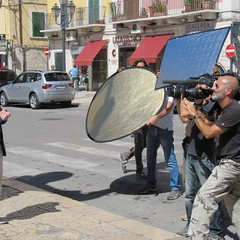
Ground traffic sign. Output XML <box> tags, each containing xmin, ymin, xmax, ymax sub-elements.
<box><xmin>225</xmin><ymin>44</ymin><xmax>235</xmax><ymax>58</ymax></box>
<box><xmin>44</xmin><ymin>47</ymin><xmax>50</xmax><ymax>57</ymax></box>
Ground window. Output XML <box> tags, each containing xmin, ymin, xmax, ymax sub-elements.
<box><xmin>89</xmin><ymin>0</ymin><xmax>99</xmax><ymax>24</ymax></box>
<box><xmin>124</xmin><ymin>0</ymin><xmax>139</xmax><ymax>19</ymax></box>
<box><xmin>26</xmin><ymin>73</ymin><xmax>35</xmax><ymax>82</ymax></box>
<box><xmin>45</xmin><ymin>73</ymin><xmax>70</xmax><ymax>82</ymax></box>
<box><xmin>32</xmin><ymin>12</ymin><xmax>45</xmax><ymax>37</ymax></box>
<box><xmin>14</xmin><ymin>74</ymin><xmax>25</xmax><ymax>83</ymax></box>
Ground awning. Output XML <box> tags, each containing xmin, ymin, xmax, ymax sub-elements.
<box><xmin>129</xmin><ymin>35</ymin><xmax>172</xmax><ymax>65</ymax></box>
<box><xmin>74</xmin><ymin>40</ymin><xmax>107</xmax><ymax>66</ymax></box>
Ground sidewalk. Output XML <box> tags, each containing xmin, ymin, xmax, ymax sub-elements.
<box><xmin>0</xmin><ymin>91</ymin><xmax>184</xmax><ymax>240</ymax></box>
<box><xmin>72</xmin><ymin>90</ymin><xmax>96</xmax><ymax>106</ymax></box>
<box><xmin>0</xmin><ymin>178</ymin><xmax>184</xmax><ymax>240</ymax></box>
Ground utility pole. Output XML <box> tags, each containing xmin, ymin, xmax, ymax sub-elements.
<box><xmin>19</xmin><ymin>0</ymin><xmax>26</xmax><ymax>71</ymax></box>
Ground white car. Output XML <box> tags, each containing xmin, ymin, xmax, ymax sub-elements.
<box><xmin>0</xmin><ymin>70</ymin><xmax>75</xmax><ymax>109</ymax></box>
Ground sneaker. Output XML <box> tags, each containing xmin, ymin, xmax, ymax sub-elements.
<box><xmin>203</xmin><ymin>233</ymin><xmax>225</xmax><ymax>240</ymax></box>
<box><xmin>181</xmin><ymin>214</ymin><xmax>188</xmax><ymax>221</ymax></box>
<box><xmin>136</xmin><ymin>169</ymin><xmax>147</xmax><ymax>178</ymax></box>
<box><xmin>120</xmin><ymin>152</ymin><xmax>128</xmax><ymax>173</ymax></box>
<box><xmin>138</xmin><ymin>185</ymin><xmax>157</xmax><ymax>194</ymax></box>
<box><xmin>177</xmin><ymin>225</ymin><xmax>189</xmax><ymax>237</ymax></box>
<box><xmin>0</xmin><ymin>217</ymin><xmax>8</xmax><ymax>224</ymax></box>
<box><xmin>167</xmin><ymin>190</ymin><xmax>183</xmax><ymax>200</ymax></box>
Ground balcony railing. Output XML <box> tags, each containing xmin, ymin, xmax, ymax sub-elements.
<box><xmin>46</xmin><ymin>5</ymin><xmax>107</xmax><ymax>30</ymax></box>
<box><xmin>109</xmin><ymin>0</ymin><xmax>218</xmax><ymax>22</ymax></box>
<box><xmin>45</xmin><ymin>0</ymin><xmax>219</xmax><ymax>30</ymax></box>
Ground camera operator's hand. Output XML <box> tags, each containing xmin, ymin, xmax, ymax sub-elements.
<box><xmin>182</xmin><ymin>98</ymin><xmax>197</xmax><ymax>118</ymax></box>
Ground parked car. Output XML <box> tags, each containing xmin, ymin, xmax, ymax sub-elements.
<box><xmin>0</xmin><ymin>68</ymin><xmax>17</xmax><ymax>87</ymax></box>
<box><xmin>0</xmin><ymin>70</ymin><xmax>75</xmax><ymax>109</ymax></box>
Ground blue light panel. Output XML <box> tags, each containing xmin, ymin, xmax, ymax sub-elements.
<box><xmin>156</xmin><ymin>27</ymin><xmax>230</xmax><ymax>89</ymax></box>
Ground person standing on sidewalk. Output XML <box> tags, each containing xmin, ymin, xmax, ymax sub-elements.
<box><xmin>0</xmin><ymin>106</ymin><xmax>11</xmax><ymax>224</ymax></box>
<box><xmin>69</xmin><ymin>64</ymin><xmax>79</xmax><ymax>84</ymax></box>
<box><xmin>138</xmin><ymin>95</ymin><xmax>182</xmax><ymax>200</ymax></box>
<box><xmin>183</xmin><ymin>75</ymin><xmax>240</xmax><ymax>239</ymax></box>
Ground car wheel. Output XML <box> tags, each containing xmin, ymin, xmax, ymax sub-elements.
<box><xmin>61</xmin><ymin>101</ymin><xmax>72</xmax><ymax>108</ymax></box>
<box><xmin>29</xmin><ymin>93</ymin><xmax>41</xmax><ymax>109</ymax></box>
<box><xmin>0</xmin><ymin>92</ymin><xmax>9</xmax><ymax>106</ymax></box>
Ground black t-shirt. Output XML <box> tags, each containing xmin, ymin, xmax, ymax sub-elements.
<box><xmin>188</xmin><ymin>101</ymin><xmax>220</xmax><ymax>161</ymax></box>
<box><xmin>215</xmin><ymin>100</ymin><xmax>240</xmax><ymax>163</ymax></box>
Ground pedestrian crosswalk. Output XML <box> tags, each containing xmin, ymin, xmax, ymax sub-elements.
<box><xmin>7</xmin><ymin>138</ymin><xmax>183</xmax><ymax>172</ymax></box>
<box><xmin>7</xmin><ymin>146</ymin><xmax>98</xmax><ymax>169</ymax></box>
<box><xmin>46</xmin><ymin>142</ymin><xmax>121</xmax><ymax>158</ymax></box>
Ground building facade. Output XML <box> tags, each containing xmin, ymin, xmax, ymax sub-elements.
<box><xmin>0</xmin><ymin>0</ymin><xmax>48</xmax><ymax>74</ymax></box>
<box><xmin>1</xmin><ymin>0</ymin><xmax>240</xmax><ymax>90</ymax></box>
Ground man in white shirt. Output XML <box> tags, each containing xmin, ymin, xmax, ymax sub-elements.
<box><xmin>138</xmin><ymin>96</ymin><xmax>182</xmax><ymax>200</ymax></box>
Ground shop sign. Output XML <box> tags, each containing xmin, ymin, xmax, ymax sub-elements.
<box><xmin>185</xmin><ymin>21</ymin><xmax>214</xmax><ymax>34</ymax></box>
<box><xmin>112</xmin><ymin>49</ymin><xmax>116</xmax><ymax>57</ymax></box>
<box><xmin>112</xmin><ymin>34</ymin><xmax>141</xmax><ymax>46</ymax></box>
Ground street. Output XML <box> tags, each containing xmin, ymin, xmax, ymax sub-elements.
<box><xmin>2</xmin><ymin>103</ymin><xmax>237</xmax><ymax>239</ymax></box>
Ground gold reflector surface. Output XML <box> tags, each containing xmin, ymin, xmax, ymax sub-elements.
<box><xmin>86</xmin><ymin>67</ymin><xmax>166</xmax><ymax>142</ymax></box>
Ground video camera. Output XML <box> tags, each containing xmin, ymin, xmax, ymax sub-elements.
<box><xmin>166</xmin><ymin>74</ymin><xmax>215</xmax><ymax>100</ymax></box>
<box><xmin>165</xmin><ymin>71</ymin><xmax>240</xmax><ymax>100</ymax></box>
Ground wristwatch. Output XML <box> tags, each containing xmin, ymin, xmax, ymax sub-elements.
<box><xmin>193</xmin><ymin>113</ymin><xmax>200</xmax><ymax>119</ymax></box>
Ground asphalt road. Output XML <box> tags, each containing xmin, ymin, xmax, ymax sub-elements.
<box><xmin>2</xmin><ymin>103</ymin><xmax>238</xmax><ymax>239</ymax></box>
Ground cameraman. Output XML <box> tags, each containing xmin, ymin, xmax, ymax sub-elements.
<box><xmin>183</xmin><ymin>75</ymin><xmax>240</xmax><ymax>239</ymax></box>
<box><xmin>176</xmin><ymin>83</ymin><xmax>222</xmax><ymax>239</ymax></box>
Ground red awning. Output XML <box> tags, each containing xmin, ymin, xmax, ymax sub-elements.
<box><xmin>129</xmin><ymin>35</ymin><xmax>172</xmax><ymax>65</ymax></box>
<box><xmin>74</xmin><ymin>40</ymin><xmax>107</xmax><ymax>66</ymax></box>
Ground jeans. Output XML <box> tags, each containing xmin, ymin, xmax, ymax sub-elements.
<box><xmin>185</xmin><ymin>154</ymin><xmax>222</xmax><ymax>234</ymax></box>
<box><xmin>188</xmin><ymin>159</ymin><xmax>240</xmax><ymax>239</ymax></box>
<box><xmin>123</xmin><ymin>126</ymin><xmax>147</xmax><ymax>173</ymax></box>
<box><xmin>146</xmin><ymin>125</ymin><xmax>180</xmax><ymax>190</ymax></box>
<box><xmin>134</xmin><ymin>126</ymin><xmax>147</xmax><ymax>173</ymax></box>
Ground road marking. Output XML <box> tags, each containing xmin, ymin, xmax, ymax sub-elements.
<box><xmin>8</xmin><ymin>146</ymin><xmax>98</xmax><ymax>169</ymax></box>
<box><xmin>45</xmin><ymin>142</ymin><xmax>121</xmax><ymax>158</ymax></box>
<box><xmin>46</xmin><ymin>141</ymin><xmax>183</xmax><ymax>157</ymax></box>
<box><xmin>83</xmin><ymin>138</ymin><xmax>133</xmax><ymax>147</ymax></box>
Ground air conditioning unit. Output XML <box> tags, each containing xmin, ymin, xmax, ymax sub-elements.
<box><xmin>131</xmin><ymin>23</ymin><xmax>144</xmax><ymax>34</ymax></box>
<box><xmin>66</xmin><ymin>31</ymin><xmax>77</xmax><ymax>41</ymax></box>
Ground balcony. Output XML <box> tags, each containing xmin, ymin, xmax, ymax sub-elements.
<box><xmin>109</xmin><ymin>0</ymin><xmax>218</xmax><ymax>20</ymax></box>
<box><xmin>45</xmin><ymin>0</ymin><xmax>219</xmax><ymax>31</ymax></box>
<box><xmin>46</xmin><ymin>5</ymin><xmax>107</xmax><ymax>31</ymax></box>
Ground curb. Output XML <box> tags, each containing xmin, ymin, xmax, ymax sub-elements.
<box><xmin>0</xmin><ymin>177</ymin><xmax>184</xmax><ymax>240</ymax></box>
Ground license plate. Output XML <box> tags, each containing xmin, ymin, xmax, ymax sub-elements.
<box><xmin>56</xmin><ymin>85</ymin><xmax>66</xmax><ymax>89</ymax></box>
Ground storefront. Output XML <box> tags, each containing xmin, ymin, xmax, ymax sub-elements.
<box><xmin>110</xmin><ymin>32</ymin><xmax>173</xmax><ymax>75</ymax></box>
<box><xmin>74</xmin><ymin>40</ymin><xmax>108</xmax><ymax>91</ymax></box>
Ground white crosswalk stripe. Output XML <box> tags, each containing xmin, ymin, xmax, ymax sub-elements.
<box><xmin>8</xmin><ymin>146</ymin><xmax>98</xmax><ymax>169</ymax></box>
<box><xmin>83</xmin><ymin>138</ymin><xmax>133</xmax><ymax>147</ymax></box>
<box><xmin>7</xmin><ymin>139</ymin><xmax>183</xmax><ymax>173</ymax></box>
<box><xmin>45</xmin><ymin>142</ymin><xmax>122</xmax><ymax>158</ymax></box>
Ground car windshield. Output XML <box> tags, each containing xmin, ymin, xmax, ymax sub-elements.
<box><xmin>44</xmin><ymin>72</ymin><xmax>70</xmax><ymax>82</ymax></box>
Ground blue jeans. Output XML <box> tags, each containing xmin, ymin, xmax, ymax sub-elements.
<box><xmin>146</xmin><ymin>125</ymin><xmax>180</xmax><ymax>190</ymax></box>
<box><xmin>185</xmin><ymin>154</ymin><xmax>222</xmax><ymax>234</ymax></box>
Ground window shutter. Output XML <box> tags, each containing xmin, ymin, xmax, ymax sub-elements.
<box><xmin>32</xmin><ymin>12</ymin><xmax>45</xmax><ymax>37</ymax></box>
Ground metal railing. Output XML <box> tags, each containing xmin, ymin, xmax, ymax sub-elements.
<box><xmin>45</xmin><ymin>0</ymin><xmax>218</xmax><ymax>29</ymax></box>
<box><xmin>46</xmin><ymin>5</ymin><xmax>107</xmax><ymax>30</ymax></box>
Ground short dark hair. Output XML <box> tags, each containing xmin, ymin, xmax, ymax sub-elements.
<box><xmin>132</xmin><ymin>58</ymin><xmax>149</xmax><ymax>68</ymax></box>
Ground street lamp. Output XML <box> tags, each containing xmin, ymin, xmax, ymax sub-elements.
<box><xmin>51</xmin><ymin>0</ymin><xmax>75</xmax><ymax>71</ymax></box>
